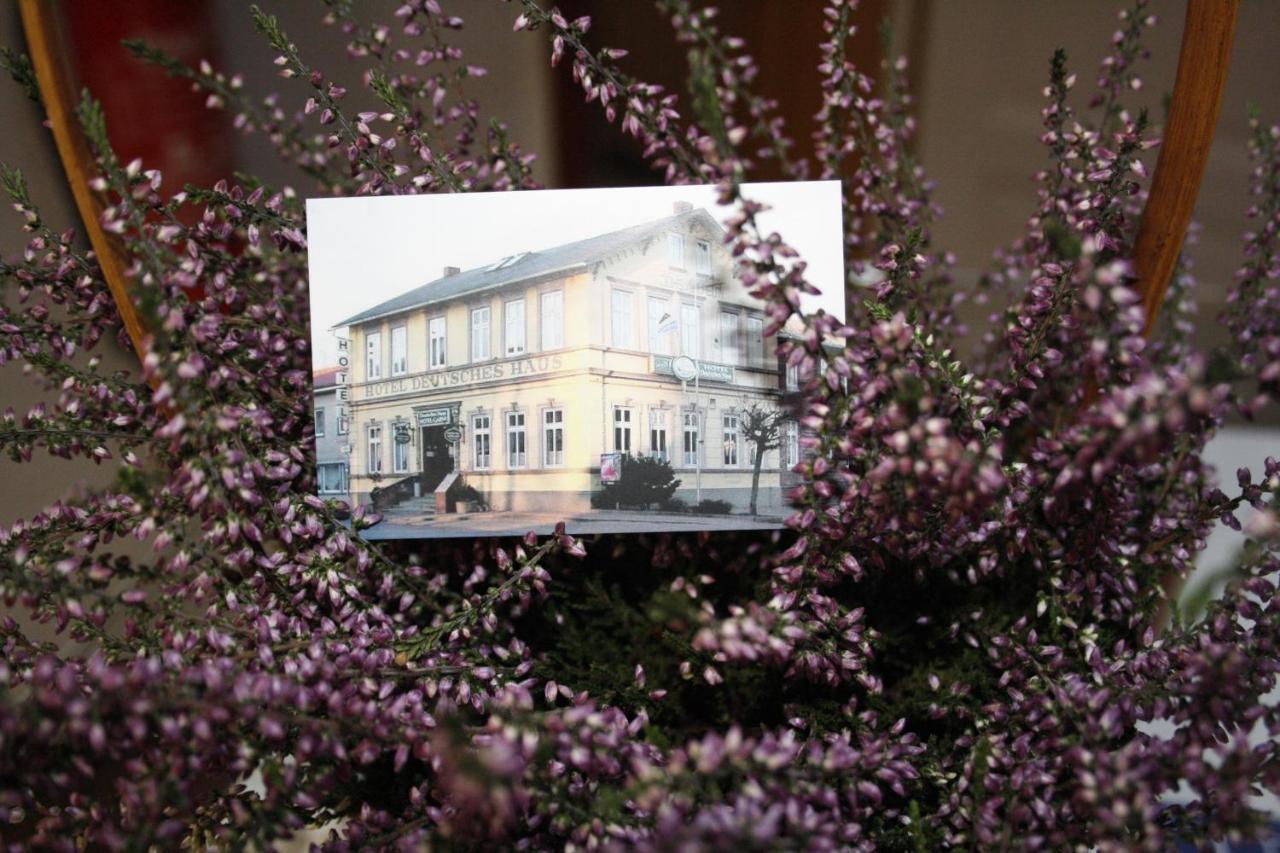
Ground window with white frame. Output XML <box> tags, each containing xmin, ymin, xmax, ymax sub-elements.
<box><xmin>540</xmin><ymin>290</ymin><xmax>563</xmax><ymax>350</ymax></box>
<box><xmin>317</xmin><ymin>462</ymin><xmax>347</xmax><ymax>493</ymax></box>
<box><xmin>667</xmin><ymin>232</ymin><xmax>685</xmax><ymax>268</ymax></box>
<box><xmin>695</xmin><ymin>239</ymin><xmax>711</xmax><ymax>275</ymax></box>
<box><xmin>366</xmin><ymin>331</ymin><xmax>382</xmax><ymax>380</ymax></box>
<box><xmin>428</xmin><ymin>315</ymin><xmax>447</xmax><ymax>369</ymax></box>
<box><xmin>393</xmin><ymin>429</ymin><xmax>410</xmax><ymax>472</ymax></box>
<box><xmin>367</xmin><ymin>423</ymin><xmax>383</xmax><ymax>474</ymax></box>
<box><xmin>681</xmin><ymin>302</ymin><xmax>700</xmax><ymax>358</ymax></box>
<box><xmin>472</xmin><ymin>414</ymin><xmax>491</xmax><ymax>469</ymax></box>
<box><xmin>390</xmin><ymin>325</ymin><xmax>408</xmax><ymax>376</ymax></box>
<box><xmin>719</xmin><ymin>311</ymin><xmax>739</xmax><ymax>365</ymax></box>
<box><xmin>505</xmin><ymin>298</ymin><xmax>526</xmax><ymax>356</ymax></box>
<box><xmin>471</xmin><ymin>305</ymin><xmax>491</xmax><ymax>361</ymax></box>
<box><xmin>745</xmin><ymin>315</ymin><xmax>764</xmax><ymax>366</ymax></box>
<box><xmin>682</xmin><ymin>412</ymin><xmax>699</xmax><ymax>466</ymax></box>
<box><xmin>613</xmin><ymin>406</ymin><xmax>632</xmax><ymax>453</ymax></box>
<box><xmin>649</xmin><ymin>409</ymin><xmax>668</xmax><ymax>461</ymax></box>
<box><xmin>648</xmin><ymin>296</ymin><xmax>672</xmax><ymax>355</ymax></box>
<box><xmin>611</xmin><ymin>289</ymin><xmax>633</xmax><ymax>348</ymax></box>
<box><xmin>785</xmin><ymin>360</ymin><xmax>800</xmax><ymax>391</ymax></box>
<box><xmin>314</xmin><ymin>408</ymin><xmax>325</xmax><ymax>437</ymax></box>
<box><xmin>543</xmin><ymin>408</ymin><xmax>564</xmax><ymax>466</ymax></box>
<box><xmin>722</xmin><ymin>412</ymin><xmax>739</xmax><ymax>466</ymax></box>
<box><xmin>784</xmin><ymin>420</ymin><xmax>799</xmax><ymax>468</ymax></box>
<box><xmin>506</xmin><ymin>411</ymin><xmax>526</xmax><ymax>468</ymax></box>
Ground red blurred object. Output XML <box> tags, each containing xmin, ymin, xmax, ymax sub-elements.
<box><xmin>61</xmin><ymin>0</ymin><xmax>233</xmax><ymax>195</ymax></box>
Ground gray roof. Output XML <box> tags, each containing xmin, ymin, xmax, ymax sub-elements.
<box><xmin>334</xmin><ymin>208</ymin><xmax>725</xmax><ymax>328</ymax></box>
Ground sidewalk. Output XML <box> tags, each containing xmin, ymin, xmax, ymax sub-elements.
<box><xmin>359</xmin><ymin>508</ymin><xmax>786</xmax><ymax>540</ymax></box>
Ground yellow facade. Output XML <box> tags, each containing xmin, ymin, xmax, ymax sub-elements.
<box><xmin>336</xmin><ymin>208</ymin><xmax>796</xmax><ymax>515</ymax></box>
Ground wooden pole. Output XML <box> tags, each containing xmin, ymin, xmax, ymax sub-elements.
<box><xmin>18</xmin><ymin>0</ymin><xmax>151</xmax><ymax>363</ymax></box>
<box><xmin>1134</xmin><ymin>0</ymin><xmax>1239</xmax><ymax>337</ymax></box>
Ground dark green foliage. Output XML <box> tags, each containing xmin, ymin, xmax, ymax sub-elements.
<box><xmin>593</xmin><ymin>454</ymin><xmax>681</xmax><ymax>509</ymax></box>
<box><xmin>694</xmin><ymin>498</ymin><xmax>732</xmax><ymax>515</ymax></box>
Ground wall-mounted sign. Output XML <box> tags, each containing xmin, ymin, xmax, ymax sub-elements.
<box><xmin>652</xmin><ymin>355</ymin><xmax>734</xmax><ymax>384</ymax></box>
<box><xmin>415</xmin><ymin>406</ymin><xmax>453</xmax><ymax>427</ymax></box>
<box><xmin>361</xmin><ymin>354</ymin><xmax>565</xmax><ymax>400</ymax></box>
<box><xmin>443</xmin><ymin>425</ymin><xmax>463</xmax><ymax>443</ymax></box>
<box><xmin>394</xmin><ymin>423</ymin><xmax>412</xmax><ymax>444</ymax></box>
<box><xmin>600</xmin><ymin>452</ymin><xmax>622</xmax><ymax>483</ymax></box>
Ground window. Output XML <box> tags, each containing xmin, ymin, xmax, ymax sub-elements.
<box><xmin>649</xmin><ymin>409</ymin><xmax>668</xmax><ymax>461</ymax></box>
<box><xmin>543</xmin><ymin>408</ymin><xmax>564</xmax><ymax>466</ymax></box>
<box><xmin>682</xmin><ymin>412</ymin><xmax>699</xmax><ymax>466</ymax></box>
<box><xmin>611</xmin><ymin>290</ymin><xmax>633</xmax><ymax>348</ymax></box>
<box><xmin>722</xmin><ymin>412</ymin><xmax>739</xmax><ymax>466</ymax></box>
<box><xmin>428</xmin><ymin>316</ymin><xmax>447</xmax><ymax>369</ymax></box>
<box><xmin>648</xmin><ymin>296</ymin><xmax>672</xmax><ymax>355</ymax></box>
<box><xmin>695</xmin><ymin>239</ymin><xmax>711</xmax><ymax>275</ymax></box>
<box><xmin>613</xmin><ymin>407</ymin><xmax>632</xmax><ymax>453</ymax></box>
<box><xmin>505</xmin><ymin>299</ymin><xmax>526</xmax><ymax>356</ymax></box>
<box><xmin>471</xmin><ymin>306</ymin><xmax>491</xmax><ymax>361</ymax></box>
<box><xmin>314</xmin><ymin>408</ymin><xmax>325</xmax><ymax>437</ymax></box>
<box><xmin>667</xmin><ymin>232</ymin><xmax>685</xmax><ymax>268</ymax></box>
<box><xmin>540</xmin><ymin>290</ymin><xmax>564</xmax><ymax>350</ymax></box>
<box><xmin>366</xmin><ymin>331</ymin><xmax>382</xmax><ymax>380</ymax></box>
<box><xmin>472</xmin><ymin>414</ymin><xmax>491</xmax><ymax>469</ymax></box>
<box><xmin>681</xmin><ymin>302</ymin><xmax>700</xmax><ymax>358</ymax></box>
<box><xmin>784</xmin><ymin>421</ymin><xmax>799</xmax><ymax>468</ymax></box>
<box><xmin>785</xmin><ymin>360</ymin><xmax>800</xmax><ymax>391</ymax></box>
<box><xmin>390</xmin><ymin>325</ymin><xmax>408</xmax><ymax>376</ymax></box>
<box><xmin>745</xmin><ymin>316</ymin><xmax>764</xmax><ymax>366</ymax></box>
<box><xmin>317</xmin><ymin>463</ymin><xmax>347</xmax><ymax>493</ymax></box>
<box><xmin>719</xmin><ymin>311</ymin><xmax>739</xmax><ymax>364</ymax></box>
<box><xmin>506</xmin><ymin>411</ymin><xmax>526</xmax><ymax>468</ymax></box>
<box><xmin>367</xmin><ymin>423</ymin><xmax>383</xmax><ymax>474</ymax></box>
<box><xmin>393</xmin><ymin>428</ymin><xmax>410</xmax><ymax>473</ymax></box>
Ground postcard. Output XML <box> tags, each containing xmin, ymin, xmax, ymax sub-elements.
<box><xmin>306</xmin><ymin>182</ymin><xmax>844</xmax><ymax>539</ymax></box>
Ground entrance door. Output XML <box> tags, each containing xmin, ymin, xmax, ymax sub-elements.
<box><xmin>420</xmin><ymin>426</ymin><xmax>454</xmax><ymax>490</ymax></box>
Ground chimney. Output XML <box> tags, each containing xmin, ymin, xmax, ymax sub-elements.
<box><xmin>443</xmin><ymin>265</ymin><xmax>460</xmax><ymax>277</ymax></box>
<box><xmin>673</xmin><ymin>201</ymin><xmax>693</xmax><ymax>215</ymax></box>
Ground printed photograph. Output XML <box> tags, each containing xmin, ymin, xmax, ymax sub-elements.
<box><xmin>307</xmin><ymin>182</ymin><xmax>844</xmax><ymax>538</ymax></box>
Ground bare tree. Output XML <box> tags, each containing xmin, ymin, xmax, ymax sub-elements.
<box><xmin>739</xmin><ymin>403</ymin><xmax>783</xmax><ymax>516</ymax></box>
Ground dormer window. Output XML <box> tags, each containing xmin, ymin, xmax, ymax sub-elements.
<box><xmin>485</xmin><ymin>251</ymin><xmax>530</xmax><ymax>272</ymax></box>
<box><xmin>667</xmin><ymin>232</ymin><xmax>685</xmax><ymax>268</ymax></box>
<box><xmin>695</xmin><ymin>239</ymin><xmax>711</xmax><ymax>275</ymax></box>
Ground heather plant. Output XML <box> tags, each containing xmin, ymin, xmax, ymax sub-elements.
<box><xmin>0</xmin><ymin>1</ymin><xmax>1278</xmax><ymax>850</ymax></box>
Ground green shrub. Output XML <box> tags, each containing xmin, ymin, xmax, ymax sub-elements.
<box><xmin>595</xmin><ymin>454</ymin><xmax>681</xmax><ymax>509</ymax></box>
<box><xmin>695</xmin><ymin>498</ymin><xmax>733</xmax><ymax>515</ymax></box>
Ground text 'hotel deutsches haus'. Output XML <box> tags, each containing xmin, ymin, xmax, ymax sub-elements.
<box><xmin>329</xmin><ymin>202</ymin><xmax>804</xmax><ymax>513</ymax></box>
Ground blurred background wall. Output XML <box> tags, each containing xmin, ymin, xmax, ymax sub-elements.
<box><xmin>1</xmin><ymin>0</ymin><xmax>1277</xmax><ymax>528</ymax></box>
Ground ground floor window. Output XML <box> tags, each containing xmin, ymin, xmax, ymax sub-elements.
<box><xmin>683</xmin><ymin>412</ymin><xmax>699</xmax><ymax>466</ymax></box>
<box><xmin>649</xmin><ymin>409</ymin><xmax>668</xmax><ymax>461</ymax></box>
<box><xmin>722</xmin><ymin>412</ymin><xmax>739</xmax><ymax>466</ymax></box>
<box><xmin>543</xmin><ymin>408</ymin><xmax>564</xmax><ymax>466</ymax></box>
<box><xmin>393</xmin><ymin>430</ymin><xmax>410</xmax><ymax>473</ymax></box>
<box><xmin>472</xmin><ymin>414</ymin><xmax>491</xmax><ymax>469</ymax></box>
<box><xmin>784</xmin><ymin>420</ymin><xmax>799</xmax><ymax>468</ymax></box>
<box><xmin>317</xmin><ymin>462</ymin><xmax>347</xmax><ymax>493</ymax></box>
<box><xmin>613</xmin><ymin>406</ymin><xmax>632</xmax><ymax>453</ymax></box>
<box><xmin>367</xmin><ymin>424</ymin><xmax>383</xmax><ymax>474</ymax></box>
<box><xmin>507</xmin><ymin>411</ymin><xmax>527</xmax><ymax>468</ymax></box>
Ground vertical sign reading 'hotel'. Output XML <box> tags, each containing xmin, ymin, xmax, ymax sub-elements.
<box><xmin>335</xmin><ymin>335</ymin><xmax>351</xmax><ymax>457</ymax></box>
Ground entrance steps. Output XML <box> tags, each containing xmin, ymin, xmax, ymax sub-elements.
<box><xmin>389</xmin><ymin>496</ymin><xmax>437</xmax><ymax>517</ymax></box>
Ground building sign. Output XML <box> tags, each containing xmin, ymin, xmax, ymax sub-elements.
<box><xmin>652</xmin><ymin>355</ymin><xmax>734</xmax><ymax>384</ymax></box>
<box><xmin>443</xmin><ymin>425</ymin><xmax>463</xmax><ymax>443</ymax></box>
<box><xmin>362</xmin><ymin>354</ymin><xmax>565</xmax><ymax>399</ymax></box>
<box><xmin>600</xmin><ymin>452</ymin><xmax>622</xmax><ymax>483</ymax></box>
<box><xmin>335</xmin><ymin>334</ymin><xmax>351</xmax><ymax>428</ymax></box>
<box><xmin>394</xmin><ymin>423</ymin><xmax>412</xmax><ymax>444</ymax></box>
<box><xmin>415</xmin><ymin>406</ymin><xmax>454</xmax><ymax>427</ymax></box>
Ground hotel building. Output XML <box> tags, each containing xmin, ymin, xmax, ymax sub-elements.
<box><xmin>330</xmin><ymin>202</ymin><xmax>803</xmax><ymax>515</ymax></box>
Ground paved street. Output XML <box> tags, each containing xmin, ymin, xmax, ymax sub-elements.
<box><xmin>358</xmin><ymin>508</ymin><xmax>786</xmax><ymax>540</ymax></box>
